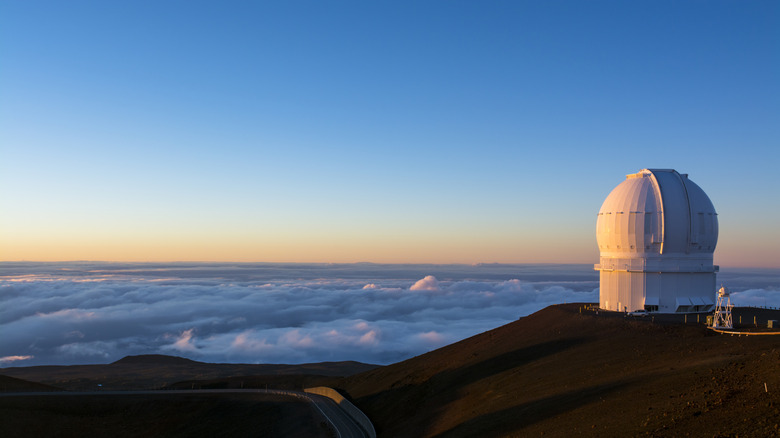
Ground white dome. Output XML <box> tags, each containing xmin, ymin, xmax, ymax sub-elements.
<box><xmin>596</xmin><ymin>169</ymin><xmax>718</xmax><ymax>258</ymax></box>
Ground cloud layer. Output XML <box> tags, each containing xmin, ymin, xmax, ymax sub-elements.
<box><xmin>1</xmin><ymin>263</ymin><xmax>777</xmax><ymax>366</ymax></box>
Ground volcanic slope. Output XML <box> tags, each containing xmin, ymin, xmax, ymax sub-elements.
<box><xmin>341</xmin><ymin>304</ymin><xmax>780</xmax><ymax>437</ymax></box>
<box><xmin>2</xmin><ymin>356</ymin><xmax>377</xmax><ymax>391</ymax></box>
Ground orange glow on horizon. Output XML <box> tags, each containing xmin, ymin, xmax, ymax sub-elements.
<box><xmin>1</xmin><ymin>230</ymin><xmax>600</xmax><ymax>265</ymax></box>
<box><xmin>2</xmin><ymin>225</ymin><xmax>776</xmax><ymax>268</ymax></box>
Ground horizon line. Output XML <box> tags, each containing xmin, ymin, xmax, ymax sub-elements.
<box><xmin>0</xmin><ymin>260</ymin><xmax>777</xmax><ymax>269</ymax></box>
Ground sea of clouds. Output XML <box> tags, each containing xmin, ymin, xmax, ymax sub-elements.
<box><xmin>1</xmin><ymin>262</ymin><xmax>778</xmax><ymax>367</ymax></box>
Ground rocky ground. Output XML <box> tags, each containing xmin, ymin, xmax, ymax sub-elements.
<box><xmin>2</xmin><ymin>305</ymin><xmax>779</xmax><ymax>437</ymax></box>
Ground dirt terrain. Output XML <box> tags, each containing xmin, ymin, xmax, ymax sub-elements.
<box><xmin>3</xmin><ymin>305</ymin><xmax>779</xmax><ymax>437</ymax></box>
<box><xmin>340</xmin><ymin>304</ymin><xmax>780</xmax><ymax>437</ymax></box>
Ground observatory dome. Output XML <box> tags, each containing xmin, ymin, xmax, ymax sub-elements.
<box><xmin>595</xmin><ymin>169</ymin><xmax>719</xmax><ymax>313</ymax></box>
<box><xmin>596</xmin><ymin>169</ymin><xmax>718</xmax><ymax>257</ymax></box>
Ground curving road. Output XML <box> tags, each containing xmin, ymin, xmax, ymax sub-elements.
<box><xmin>0</xmin><ymin>389</ymin><xmax>368</xmax><ymax>438</ymax></box>
<box><xmin>304</xmin><ymin>392</ymin><xmax>366</xmax><ymax>438</ymax></box>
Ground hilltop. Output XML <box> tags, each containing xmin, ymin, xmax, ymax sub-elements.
<box><xmin>111</xmin><ymin>354</ymin><xmax>204</xmax><ymax>365</ymax></box>
<box><xmin>340</xmin><ymin>304</ymin><xmax>780</xmax><ymax>437</ymax></box>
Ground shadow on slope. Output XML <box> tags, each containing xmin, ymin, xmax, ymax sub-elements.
<box><xmin>434</xmin><ymin>378</ymin><xmax>631</xmax><ymax>438</ymax></box>
<box><xmin>432</xmin><ymin>337</ymin><xmax>586</xmax><ymax>390</ymax></box>
<box><xmin>342</xmin><ymin>303</ymin><xmax>780</xmax><ymax>438</ymax></box>
<box><xmin>353</xmin><ymin>337</ymin><xmax>586</xmax><ymax>437</ymax></box>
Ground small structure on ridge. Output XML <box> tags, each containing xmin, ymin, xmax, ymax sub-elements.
<box><xmin>712</xmin><ymin>286</ymin><xmax>734</xmax><ymax>329</ymax></box>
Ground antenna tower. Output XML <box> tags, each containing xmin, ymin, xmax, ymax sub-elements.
<box><xmin>712</xmin><ymin>285</ymin><xmax>733</xmax><ymax>329</ymax></box>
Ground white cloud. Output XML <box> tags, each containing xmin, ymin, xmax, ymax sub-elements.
<box><xmin>410</xmin><ymin>275</ymin><xmax>440</xmax><ymax>291</ymax></box>
<box><xmin>279</xmin><ymin>329</ymin><xmax>315</xmax><ymax>348</ymax></box>
<box><xmin>729</xmin><ymin>288</ymin><xmax>780</xmax><ymax>308</ymax></box>
<box><xmin>231</xmin><ymin>331</ymin><xmax>273</xmax><ymax>353</ymax></box>
<box><xmin>416</xmin><ymin>331</ymin><xmax>445</xmax><ymax>345</ymax></box>
<box><xmin>358</xmin><ymin>330</ymin><xmax>380</xmax><ymax>346</ymax></box>
<box><xmin>0</xmin><ymin>355</ymin><xmax>34</xmax><ymax>364</ymax></box>
<box><xmin>353</xmin><ymin>321</ymin><xmax>371</xmax><ymax>331</ymax></box>
<box><xmin>36</xmin><ymin>309</ymin><xmax>98</xmax><ymax>321</ymax></box>
<box><xmin>1</xmin><ymin>263</ymin><xmax>776</xmax><ymax>367</ymax></box>
<box><xmin>170</xmin><ymin>329</ymin><xmax>197</xmax><ymax>352</ymax></box>
<box><xmin>56</xmin><ymin>341</ymin><xmax>113</xmax><ymax>359</ymax></box>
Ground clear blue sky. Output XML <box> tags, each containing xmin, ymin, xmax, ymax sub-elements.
<box><xmin>1</xmin><ymin>1</ymin><xmax>778</xmax><ymax>266</ymax></box>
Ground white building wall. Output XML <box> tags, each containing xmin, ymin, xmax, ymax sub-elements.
<box><xmin>599</xmin><ymin>269</ymin><xmax>716</xmax><ymax>313</ymax></box>
<box><xmin>600</xmin><ymin>270</ymin><xmax>644</xmax><ymax>312</ymax></box>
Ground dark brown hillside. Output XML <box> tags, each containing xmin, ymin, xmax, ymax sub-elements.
<box><xmin>0</xmin><ymin>375</ymin><xmax>63</xmax><ymax>392</ymax></box>
<box><xmin>111</xmin><ymin>354</ymin><xmax>203</xmax><ymax>365</ymax></box>
<box><xmin>341</xmin><ymin>304</ymin><xmax>780</xmax><ymax>437</ymax></box>
<box><xmin>1</xmin><ymin>357</ymin><xmax>378</xmax><ymax>391</ymax></box>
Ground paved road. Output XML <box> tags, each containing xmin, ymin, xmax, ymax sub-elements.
<box><xmin>304</xmin><ymin>392</ymin><xmax>366</xmax><ymax>438</ymax></box>
<box><xmin>0</xmin><ymin>389</ymin><xmax>368</xmax><ymax>438</ymax></box>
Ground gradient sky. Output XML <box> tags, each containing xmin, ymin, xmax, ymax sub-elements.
<box><xmin>1</xmin><ymin>1</ymin><xmax>778</xmax><ymax>267</ymax></box>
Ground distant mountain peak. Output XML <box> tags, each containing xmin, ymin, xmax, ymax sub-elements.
<box><xmin>112</xmin><ymin>354</ymin><xmax>203</xmax><ymax>365</ymax></box>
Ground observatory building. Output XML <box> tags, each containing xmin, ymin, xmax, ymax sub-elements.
<box><xmin>595</xmin><ymin>169</ymin><xmax>718</xmax><ymax>313</ymax></box>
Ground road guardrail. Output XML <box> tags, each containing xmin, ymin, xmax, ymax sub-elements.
<box><xmin>305</xmin><ymin>386</ymin><xmax>376</xmax><ymax>438</ymax></box>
